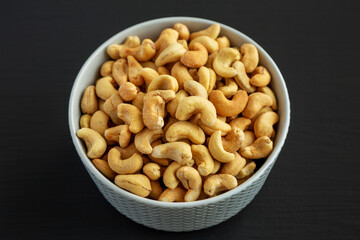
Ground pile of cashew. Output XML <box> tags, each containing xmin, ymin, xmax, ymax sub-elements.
<box><xmin>77</xmin><ymin>23</ymin><xmax>279</xmax><ymax>202</ymax></box>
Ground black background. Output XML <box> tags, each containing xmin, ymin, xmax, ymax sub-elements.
<box><xmin>1</xmin><ymin>0</ymin><xmax>360</xmax><ymax>239</ymax></box>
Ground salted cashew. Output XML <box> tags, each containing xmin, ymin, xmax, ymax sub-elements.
<box><xmin>191</xmin><ymin>144</ymin><xmax>215</xmax><ymax>176</ymax></box>
<box><xmin>118</xmin><ymin>82</ymin><xmax>138</xmax><ymax>101</ymax></box>
<box><xmin>173</xmin><ymin>23</ymin><xmax>190</xmax><ymax>41</ymax></box>
<box><xmin>112</xmin><ymin>59</ymin><xmax>128</xmax><ymax>86</ymax></box>
<box><xmin>107</xmin><ymin>147</ymin><xmax>143</xmax><ymax>174</ymax></box>
<box><xmin>216</xmin><ymin>36</ymin><xmax>230</xmax><ymax>50</ymax></box>
<box><xmin>149</xmin><ymin>180</ymin><xmax>163</xmax><ymax>200</ymax></box>
<box><xmin>203</xmin><ymin>174</ymin><xmax>237</xmax><ymax>196</ymax></box>
<box><xmin>165</xmin><ymin>121</ymin><xmax>205</xmax><ymax>144</ymax></box>
<box><xmin>242</xmin><ymin>92</ymin><xmax>273</xmax><ymax>119</ymax></box>
<box><xmin>180</xmin><ymin>42</ymin><xmax>208</xmax><ymax>68</ymax></box>
<box><xmin>139</xmin><ymin>67</ymin><xmax>159</xmax><ymax>87</ymax></box>
<box><xmin>92</xmin><ymin>159</ymin><xmax>116</xmax><ymax>180</ymax></box>
<box><xmin>103</xmin><ymin>93</ymin><xmax>124</xmax><ymax>125</ymax></box>
<box><xmin>198</xmin><ymin>66</ymin><xmax>216</xmax><ymax>95</ymax></box>
<box><xmin>155</xmin><ymin>42</ymin><xmax>187</xmax><ymax>67</ymax></box>
<box><xmin>217</xmin><ymin>78</ymin><xmax>238</xmax><ymax>98</ymax></box>
<box><xmin>127</xmin><ymin>55</ymin><xmax>144</xmax><ymax>86</ymax></box>
<box><xmin>229</xmin><ymin>118</ymin><xmax>250</xmax><ymax>132</ymax></box>
<box><xmin>177</xmin><ymin>39</ymin><xmax>189</xmax><ymax>51</ymax></box>
<box><xmin>114</xmin><ymin>143</ymin><xmax>141</xmax><ymax>159</ymax></box>
<box><xmin>189</xmin><ymin>23</ymin><xmax>221</xmax><ymax>40</ymax></box>
<box><xmin>95</xmin><ymin>76</ymin><xmax>118</xmax><ymax>101</ymax></box>
<box><xmin>171</xmin><ymin>62</ymin><xmax>193</xmax><ymax>89</ymax></box>
<box><xmin>184</xmin><ymin>80</ymin><xmax>208</xmax><ymax>98</ymax></box>
<box><xmin>176</xmin><ymin>166</ymin><xmax>202</xmax><ymax>202</ymax></box>
<box><xmin>222</xmin><ymin>128</ymin><xmax>245</xmax><ymax>153</ymax></box>
<box><xmin>208</xmin><ymin>130</ymin><xmax>235</xmax><ymax>163</ymax></box>
<box><xmin>80</xmin><ymin>114</ymin><xmax>91</xmax><ymax>128</ymax></box>
<box><xmin>81</xmin><ymin>85</ymin><xmax>98</xmax><ymax>114</ymax></box>
<box><xmin>147</xmin><ymin>75</ymin><xmax>179</xmax><ymax>93</ymax></box>
<box><xmin>148</xmin><ymin>140</ymin><xmax>171</xmax><ymax>166</ymax></box>
<box><xmin>240</xmin><ymin>43</ymin><xmax>259</xmax><ymax>73</ymax></box>
<box><xmin>189</xmin><ymin>36</ymin><xmax>219</xmax><ymax>54</ymax></box>
<box><xmin>254</xmin><ymin>111</ymin><xmax>279</xmax><ymax>139</ymax></box>
<box><xmin>250</xmin><ymin>66</ymin><xmax>271</xmax><ymax>87</ymax></box>
<box><xmin>240</xmin><ymin>131</ymin><xmax>256</xmax><ymax>150</ymax></box>
<box><xmin>237</xmin><ymin>161</ymin><xmax>256</xmax><ymax>179</ymax></box>
<box><xmin>257</xmin><ymin>86</ymin><xmax>277</xmax><ymax>110</ymax></box>
<box><xmin>106</xmin><ymin>35</ymin><xmax>140</xmax><ymax>59</ymax></box>
<box><xmin>158</xmin><ymin>186</ymin><xmax>186</xmax><ymax>202</ymax></box>
<box><xmin>209</xmin><ymin>90</ymin><xmax>248</xmax><ymax>117</ymax></box>
<box><xmin>134</xmin><ymin>128</ymin><xmax>164</xmax><ymax>154</ymax></box>
<box><xmin>154</xmin><ymin>28</ymin><xmax>179</xmax><ymax>58</ymax></box>
<box><xmin>166</xmin><ymin>90</ymin><xmax>189</xmax><ymax>117</ymax></box>
<box><xmin>100</xmin><ymin>60</ymin><xmax>114</xmax><ymax>77</ymax></box>
<box><xmin>131</xmin><ymin>91</ymin><xmax>144</xmax><ymax>110</ymax></box>
<box><xmin>90</xmin><ymin>110</ymin><xmax>109</xmax><ymax>136</ymax></box>
<box><xmin>114</xmin><ymin>174</ymin><xmax>151</xmax><ymax>197</ymax></box>
<box><xmin>240</xmin><ymin>136</ymin><xmax>273</xmax><ymax>159</ymax></box>
<box><xmin>175</xmin><ymin>96</ymin><xmax>217</xmax><ymax>127</ymax></box>
<box><xmin>119</xmin><ymin>39</ymin><xmax>156</xmax><ymax>62</ymax></box>
<box><xmin>141</xmin><ymin>61</ymin><xmax>157</xmax><ymax>71</ymax></box>
<box><xmin>77</xmin><ymin>128</ymin><xmax>107</xmax><ymax>159</ymax></box>
<box><xmin>198</xmin><ymin>117</ymin><xmax>232</xmax><ymax>136</ymax></box>
<box><xmin>104</xmin><ymin>125</ymin><xmax>131</xmax><ymax>148</ymax></box>
<box><xmin>143</xmin><ymin>162</ymin><xmax>162</xmax><ymax>181</ymax></box>
<box><xmin>151</xmin><ymin>142</ymin><xmax>192</xmax><ymax>165</ymax></box>
<box><xmin>220</xmin><ymin>152</ymin><xmax>246</xmax><ymax>176</ymax></box>
<box><xmin>163</xmin><ymin>161</ymin><xmax>182</xmax><ymax>189</ymax></box>
<box><xmin>213</xmin><ymin>47</ymin><xmax>241</xmax><ymax>78</ymax></box>
<box><xmin>117</xmin><ymin>103</ymin><xmax>144</xmax><ymax>133</ymax></box>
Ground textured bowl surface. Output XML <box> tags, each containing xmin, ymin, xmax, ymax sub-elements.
<box><xmin>68</xmin><ymin>16</ymin><xmax>290</xmax><ymax>232</ymax></box>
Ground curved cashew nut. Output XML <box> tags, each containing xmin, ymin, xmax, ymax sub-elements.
<box><xmin>256</xmin><ymin>86</ymin><xmax>278</xmax><ymax>111</ymax></box>
<box><xmin>198</xmin><ymin>117</ymin><xmax>231</xmax><ymax>136</ymax></box>
<box><xmin>217</xmin><ymin>78</ymin><xmax>239</xmax><ymax>98</ymax></box>
<box><xmin>112</xmin><ymin>59</ymin><xmax>128</xmax><ymax>86</ymax></box>
<box><xmin>80</xmin><ymin>114</ymin><xmax>91</xmax><ymax>128</ymax></box>
<box><xmin>167</xmin><ymin>90</ymin><xmax>189</xmax><ymax>117</ymax></box>
<box><xmin>120</xmin><ymin>39</ymin><xmax>156</xmax><ymax>62</ymax></box>
<box><xmin>143</xmin><ymin>162</ymin><xmax>162</xmax><ymax>181</ymax></box>
<box><xmin>154</xmin><ymin>28</ymin><xmax>179</xmax><ymax>58</ymax></box>
<box><xmin>240</xmin><ymin>43</ymin><xmax>259</xmax><ymax>73</ymax></box>
<box><xmin>149</xmin><ymin>180</ymin><xmax>163</xmax><ymax>200</ymax></box>
<box><xmin>209</xmin><ymin>90</ymin><xmax>248</xmax><ymax>117</ymax></box>
<box><xmin>151</xmin><ymin>142</ymin><xmax>192</xmax><ymax>165</ymax></box>
<box><xmin>220</xmin><ymin>152</ymin><xmax>246</xmax><ymax>176</ymax></box>
<box><xmin>139</xmin><ymin>67</ymin><xmax>159</xmax><ymax>87</ymax></box>
<box><xmin>134</xmin><ymin>128</ymin><xmax>164</xmax><ymax>154</ymax></box>
<box><xmin>240</xmin><ymin>131</ymin><xmax>256</xmax><ymax>149</ymax></box>
<box><xmin>237</xmin><ymin>161</ymin><xmax>256</xmax><ymax>179</ymax></box>
<box><xmin>89</xmin><ymin>110</ymin><xmax>109</xmax><ymax>136</ymax></box>
<box><xmin>114</xmin><ymin>143</ymin><xmax>141</xmax><ymax>159</ymax></box>
<box><xmin>222</xmin><ymin>128</ymin><xmax>245</xmax><ymax>153</ymax></box>
<box><xmin>158</xmin><ymin>186</ymin><xmax>186</xmax><ymax>202</ymax></box>
<box><xmin>229</xmin><ymin>117</ymin><xmax>252</xmax><ymax>131</ymax></box>
<box><xmin>175</xmin><ymin>96</ymin><xmax>217</xmax><ymax>127</ymax></box>
<box><xmin>77</xmin><ymin>128</ymin><xmax>107</xmax><ymax>159</ymax></box>
<box><xmin>189</xmin><ymin>36</ymin><xmax>219</xmax><ymax>54</ymax></box>
<box><xmin>242</xmin><ymin>92</ymin><xmax>273</xmax><ymax>119</ymax></box>
<box><xmin>203</xmin><ymin>174</ymin><xmax>237</xmax><ymax>196</ymax></box>
<box><xmin>198</xmin><ymin>66</ymin><xmax>214</xmax><ymax>94</ymax></box>
<box><xmin>147</xmin><ymin>75</ymin><xmax>179</xmax><ymax>93</ymax></box>
<box><xmin>173</xmin><ymin>23</ymin><xmax>190</xmax><ymax>41</ymax></box>
<box><xmin>107</xmin><ymin>147</ymin><xmax>143</xmax><ymax>174</ymax></box>
<box><xmin>155</xmin><ymin>42</ymin><xmax>187</xmax><ymax>67</ymax></box>
<box><xmin>240</xmin><ymin>136</ymin><xmax>273</xmax><ymax>159</ymax></box>
<box><xmin>148</xmin><ymin>140</ymin><xmax>171</xmax><ymax>166</ymax></box>
<box><xmin>180</xmin><ymin>42</ymin><xmax>208</xmax><ymax>68</ymax></box>
<box><xmin>81</xmin><ymin>85</ymin><xmax>98</xmax><ymax>114</ymax></box>
<box><xmin>92</xmin><ymin>159</ymin><xmax>117</xmax><ymax>180</ymax></box>
<box><xmin>171</xmin><ymin>62</ymin><xmax>193</xmax><ymax>89</ymax></box>
<box><xmin>114</xmin><ymin>174</ymin><xmax>151</xmax><ymax>198</ymax></box>
<box><xmin>118</xmin><ymin>82</ymin><xmax>138</xmax><ymax>101</ymax></box>
<box><xmin>165</xmin><ymin>121</ymin><xmax>205</xmax><ymax>144</ymax></box>
<box><xmin>103</xmin><ymin>93</ymin><xmax>124</xmax><ymax>125</ymax></box>
<box><xmin>184</xmin><ymin>80</ymin><xmax>208</xmax><ymax>98</ymax></box>
<box><xmin>189</xmin><ymin>23</ymin><xmax>221</xmax><ymax>40</ymax></box>
<box><xmin>117</xmin><ymin>103</ymin><xmax>144</xmax><ymax>133</ymax></box>
<box><xmin>131</xmin><ymin>91</ymin><xmax>144</xmax><ymax>110</ymax></box>
<box><xmin>100</xmin><ymin>60</ymin><xmax>114</xmax><ymax>77</ymax></box>
<box><xmin>254</xmin><ymin>111</ymin><xmax>279</xmax><ymax>139</ymax></box>
<box><xmin>95</xmin><ymin>76</ymin><xmax>118</xmax><ymax>100</ymax></box>
<box><xmin>212</xmin><ymin>160</ymin><xmax>222</xmax><ymax>174</ymax></box>
<box><xmin>176</xmin><ymin>166</ymin><xmax>202</xmax><ymax>202</ymax></box>
<box><xmin>163</xmin><ymin>161</ymin><xmax>182</xmax><ymax>189</ymax></box>
<box><xmin>208</xmin><ymin>130</ymin><xmax>235</xmax><ymax>163</ymax></box>
<box><xmin>127</xmin><ymin>56</ymin><xmax>144</xmax><ymax>86</ymax></box>
<box><xmin>216</xmin><ymin>36</ymin><xmax>230</xmax><ymax>50</ymax></box>
<box><xmin>213</xmin><ymin>47</ymin><xmax>241</xmax><ymax>78</ymax></box>
<box><xmin>106</xmin><ymin>35</ymin><xmax>140</xmax><ymax>59</ymax></box>
<box><xmin>104</xmin><ymin>125</ymin><xmax>131</xmax><ymax>148</ymax></box>
<box><xmin>191</xmin><ymin>144</ymin><xmax>215</xmax><ymax>176</ymax></box>
<box><xmin>250</xmin><ymin>66</ymin><xmax>271</xmax><ymax>87</ymax></box>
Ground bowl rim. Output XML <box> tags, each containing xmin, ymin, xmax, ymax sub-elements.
<box><xmin>68</xmin><ymin>16</ymin><xmax>290</xmax><ymax>208</ymax></box>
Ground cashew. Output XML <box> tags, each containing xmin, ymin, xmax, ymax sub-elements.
<box><xmin>89</xmin><ymin>110</ymin><xmax>109</xmax><ymax>136</ymax></box>
<box><xmin>143</xmin><ymin>162</ymin><xmax>162</xmax><ymax>181</ymax></box>
<box><xmin>158</xmin><ymin>66</ymin><xmax>170</xmax><ymax>75</ymax></box>
<box><xmin>203</xmin><ymin>174</ymin><xmax>237</xmax><ymax>196</ymax></box>
<box><xmin>198</xmin><ymin>66</ymin><xmax>216</xmax><ymax>95</ymax></box>
<box><xmin>77</xmin><ymin>128</ymin><xmax>107</xmax><ymax>159</ymax></box>
<box><xmin>250</xmin><ymin>66</ymin><xmax>271</xmax><ymax>87</ymax></box>
<box><xmin>180</xmin><ymin>42</ymin><xmax>208</xmax><ymax>68</ymax></box>
<box><xmin>176</xmin><ymin>166</ymin><xmax>202</xmax><ymax>202</ymax></box>
<box><xmin>92</xmin><ymin>159</ymin><xmax>116</xmax><ymax>180</ymax></box>
<box><xmin>158</xmin><ymin>186</ymin><xmax>186</xmax><ymax>202</ymax></box>
<box><xmin>120</xmin><ymin>39</ymin><xmax>156</xmax><ymax>62</ymax></box>
<box><xmin>217</xmin><ymin>78</ymin><xmax>238</xmax><ymax>98</ymax></box>
<box><xmin>237</xmin><ymin>161</ymin><xmax>256</xmax><ymax>179</ymax></box>
<box><xmin>254</xmin><ymin>111</ymin><xmax>279</xmax><ymax>139</ymax></box>
<box><xmin>184</xmin><ymin>80</ymin><xmax>208</xmax><ymax>98</ymax></box>
<box><xmin>240</xmin><ymin>43</ymin><xmax>259</xmax><ymax>73</ymax></box>
<box><xmin>165</xmin><ymin>121</ymin><xmax>205</xmax><ymax>144</ymax></box>
<box><xmin>117</xmin><ymin>103</ymin><xmax>144</xmax><ymax>133</ymax></box>
<box><xmin>189</xmin><ymin>36</ymin><xmax>219</xmax><ymax>54</ymax></box>
<box><xmin>141</xmin><ymin>61</ymin><xmax>157</xmax><ymax>71</ymax></box>
<box><xmin>100</xmin><ymin>60</ymin><xmax>114</xmax><ymax>77</ymax></box>
<box><xmin>81</xmin><ymin>86</ymin><xmax>98</xmax><ymax>114</ymax></box>
<box><xmin>191</xmin><ymin>144</ymin><xmax>215</xmax><ymax>176</ymax></box>
<box><xmin>80</xmin><ymin>114</ymin><xmax>91</xmax><ymax>128</ymax></box>
<box><xmin>104</xmin><ymin>125</ymin><xmax>131</xmax><ymax>148</ymax></box>
<box><xmin>242</xmin><ymin>92</ymin><xmax>273</xmax><ymax>119</ymax></box>
<box><xmin>222</xmin><ymin>128</ymin><xmax>245</xmax><ymax>153</ymax></box>
<box><xmin>177</xmin><ymin>39</ymin><xmax>189</xmax><ymax>51</ymax></box>
<box><xmin>175</xmin><ymin>96</ymin><xmax>217</xmax><ymax>127</ymax></box>
<box><xmin>147</xmin><ymin>75</ymin><xmax>179</xmax><ymax>93</ymax></box>
<box><xmin>205</xmin><ymin>51</ymin><xmax>218</xmax><ymax>68</ymax></box>
<box><xmin>117</xmin><ymin>82</ymin><xmax>137</xmax><ymax>101</ymax></box>
<box><xmin>189</xmin><ymin>23</ymin><xmax>221</xmax><ymax>40</ymax></box>
<box><xmin>212</xmin><ymin>160</ymin><xmax>222</xmax><ymax>174</ymax></box>
<box><xmin>155</xmin><ymin>42</ymin><xmax>187</xmax><ymax>67</ymax></box>
<box><xmin>240</xmin><ymin>136</ymin><xmax>273</xmax><ymax>159</ymax></box>
<box><xmin>107</xmin><ymin>147</ymin><xmax>143</xmax><ymax>174</ymax></box>
<box><xmin>112</xmin><ymin>59</ymin><xmax>128</xmax><ymax>86</ymax></box>
<box><xmin>216</xmin><ymin>36</ymin><xmax>230</xmax><ymax>50</ymax></box>
<box><xmin>131</xmin><ymin>91</ymin><xmax>144</xmax><ymax>110</ymax></box>
<box><xmin>151</xmin><ymin>142</ymin><xmax>192</xmax><ymax>165</ymax></box>
<box><xmin>220</xmin><ymin>152</ymin><xmax>246</xmax><ymax>176</ymax></box>
<box><xmin>95</xmin><ymin>76</ymin><xmax>118</xmax><ymax>100</ymax></box>
<box><xmin>127</xmin><ymin>55</ymin><xmax>144</xmax><ymax>86</ymax></box>
<box><xmin>114</xmin><ymin>174</ymin><xmax>151</xmax><ymax>197</ymax></box>
<box><xmin>148</xmin><ymin>140</ymin><xmax>171</xmax><ymax>166</ymax></box>
<box><xmin>208</xmin><ymin>130</ymin><xmax>235</xmax><ymax>163</ymax></box>
<box><xmin>149</xmin><ymin>180</ymin><xmax>163</xmax><ymax>200</ymax></box>
<box><xmin>134</xmin><ymin>128</ymin><xmax>164</xmax><ymax>154</ymax></box>
<box><xmin>166</xmin><ymin>90</ymin><xmax>189</xmax><ymax>117</ymax></box>
<box><xmin>154</xmin><ymin>28</ymin><xmax>179</xmax><ymax>58</ymax></box>
<box><xmin>209</xmin><ymin>90</ymin><xmax>248</xmax><ymax>117</ymax></box>
<box><xmin>163</xmin><ymin>161</ymin><xmax>182</xmax><ymax>189</ymax></box>
<box><xmin>106</xmin><ymin>36</ymin><xmax>140</xmax><ymax>59</ymax></box>
<box><xmin>198</xmin><ymin>117</ymin><xmax>232</xmax><ymax>136</ymax></box>
<box><xmin>256</xmin><ymin>86</ymin><xmax>277</xmax><ymax>111</ymax></box>
<box><xmin>173</xmin><ymin>23</ymin><xmax>190</xmax><ymax>41</ymax></box>
<box><xmin>171</xmin><ymin>62</ymin><xmax>193</xmax><ymax>89</ymax></box>
<box><xmin>229</xmin><ymin>117</ymin><xmax>252</xmax><ymax>131</ymax></box>
<box><xmin>240</xmin><ymin>131</ymin><xmax>256</xmax><ymax>149</ymax></box>
<box><xmin>213</xmin><ymin>47</ymin><xmax>241</xmax><ymax>78</ymax></box>
<box><xmin>114</xmin><ymin>143</ymin><xmax>141</xmax><ymax>159</ymax></box>
<box><xmin>103</xmin><ymin>93</ymin><xmax>124</xmax><ymax>125</ymax></box>
<box><xmin>139</xmin><ymin>67</ymin><xmax>159</xmax><ymax>87</ymax></box>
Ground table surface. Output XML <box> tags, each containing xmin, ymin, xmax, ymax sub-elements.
<box><xmin>1</xmin><ymin>0</ymin><xmax>359</xmax><ymax>239</ymax></box>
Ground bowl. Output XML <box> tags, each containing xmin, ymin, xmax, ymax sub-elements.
<box><xmin>68</xmin><ymin>16</ymin><xmax>290</xmax><ymax>232</ymax></box>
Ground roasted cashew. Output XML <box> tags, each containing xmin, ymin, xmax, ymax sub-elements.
<box><xmin>127</xmin><ymin>55</ymin><xmax>144</xmax><ymax>86</ymax></box>
<box><xmin>209</xmin><ymin>90</ymin><xmax>248</xmax><ymax>117</ymax></box>
<box><xmin>250</xmin><ymin>66</ymin><xmax>271</xmax><ymax>87</ymax></box>
<box><xmin>90</xmin><ymin>110</ymin><xmax>109</xmax><ymax>136</ymax></box>
<box><xmin>240</xmin><ymin>131</ymin><xmax>256</xmax><ymax>150</ymax></box>
<box><xmin>229</xmin><ymin>117</ymin><xmax>252</xmax><ymax>131</ymax></box>
<box><xmin>92</xmin><ymin>159</ymin><xmax>117</xmax><ymax>180</ymax></box>
<box><xmin>184</xmin><ymin>80</ymin><xmax>208</xmax><ymax>98</ymax></box>
<box><xmin>165</xmin><ymin>121</ymin><xmax>205</xmax><ymax>144</ymax></box>
<box><xmin>189</xmin><ymin>36</ymin><xmax>219</xmax><ymax>54</ymax></box>
<box><xmin>163</xmin><ymin>161</ymin><xmax>182</xmax><ymax>189</ymax></box>
<box><xmin>114</xmin><ymin>174</ymin><xmax>151</xmax><ymax>197</ymax></box>
<box><xmin>198</xmin><ymin>66</ymin><xmax>217</xmax><ymax>95</ymax></box>
<box><xmin>95</xmin><ymin>76</ymin><xmax>118</xmax><ymax>101</ymax></box>
<box><xmin>148</xmin><ymin>140</ymin><xmax>171</xmax><ymax>166</ymax></box>
<box><xmin>213</xmin><ymin>47</ymin><xmax>241</xmax><ymax>78</ymax></box>
<box><xmin>120</xmin><ymin>39</ymin><xmax>156</xmax><ymax>62</ymax></box>
<box><xmin>203</xmin><ymin>174</ymin><xmax>237</xmax><ymax>196</ymax></box>
<box><xmin>147</xmin><ymin>75</ymin><xmax>179</xmax><ymax>93</ymax></box>
<box><xmin>173</xmin><ymin>23</ymin><xmax>190</xmax><ymax>41</ymax></box>
<box><xmin>189</xmin><ymin>23</ymin><xmax>221</xmax><ymax>40</ymax></box>
<box><xmin>81</xmin><ymin>85</ymin><xmax>98</xmax><ymax>114</ymax></box>
<box><xmin>80</xmin><ymin>114</ymin><xmax>91</xmax><ymax>128</ymax></box>
<box><xmin>212</xmin><ymin>160</ymin><xmax>222</xmax><ymax>174</ymax></box>
<box><xmin>139</xmin><ymin>67</ymin><xmax>159</xmax><ymax>87</ymax></box>
<box><xmin>198</xmin><ymin>117</ymin><xmax>232</xmax><ymax>136</ymax></box>
<box><xmin>154</xmin><ymin>28</ymin><xmax>179</xmax><ymax>58</ymax></box>
<box><xmin>107</xmin><ymin>147</ymin><xmax>143</xmax><ymax>174</ymax></box>
<box><xmin>240</xmin><ymin>136</ymin><xmax>273</xmax><ymax>159</ymax></box>
<box><xmin>242</xmin><ymin>92</ymin><xmax>273</xmax><ymax>119</ymax></box>
<box><xmin>112</xmin><ymin>59</ymin><xmax>128</xmax><ymax>86</ymax></box>
<box><xmin>103</xmin><ymin>93</ymin><xmax>124</xmax><ymax>125</ymax></box>
<box><xmin>77</xmin><ymin>128</ymin><xmax>107</xmax><ymax>159</ymax></box>
<box><xmin>222</xmin><ymin>128</ymin><xmax>245</xmax><ymax>153</ymax></box>
<box><xmin>208</xmin><ymin>130</ymin><xmax>235</xmax><ymax>163</ymax></box>
<box><xmin>254</xmin><ymin>111</ymin><xmax>279</xmax><ymax>139</ymax></box>
<box><xmin>106</xmin><ymin>35</ymin><xmax>140</xmax><ymax>59</ymax></box>
<box><xmin>155</xmin><ymin>42</ymin><xmax>187</xmax><ymax>67</ymax></box>
<box><xmin>114</xmin><ymin>143</ymin><xmax>141</xmax><ymax>159</ymax></box>
<box><xmin>118</xmin><ymin>82</ymin><xmax>138</xmax><ymax>101</ymax></box>
<box><xmin>240</xmin><ymin>43</ymin><xmax>259</xmax><ymax>73</ymax></box>
<box><xmin>149</xmin><ymin>180</ymin><xmax>163</xmax><ymax>200</ymax></box>
<box><xmin>180</xmin><ymin>42</ymin><xmax>208</xmax><ymax>68</ymax></box>
<box><xmin>100</xmin><ymin>60</ymin><xmax>114</xmax><ymax>77</ymax></box>
<box><xmin>131</xmin><ymin>91</ymin><xmax>144</xmax><ymax>110</ymax></box>
<box><xmin>158</xmin><ymin>186</ymin><xmax>186</xmax><ymax>202</ymax></box>
<box><xmin>257</xmin><ymin>86</ymin><xmax>277</xmax><ymax>110</ymax></box>
<box><xmin>216</xmin><ymin>36</ymin><xmax>230</xmax><ymax>50</ymax></box>
<box><xmin>171</xmin><ymin>62</ymin><xmax>193</xmax><ymax>89</ymax></box>
<box><xmin>166</xmin><ymin>90</ymin><xmax>189</xmax><ymax>117</ymax></box>
<box><xmin>191</xmin><ymin>144</ymin><xmax>215</xmax><ymax>176</ymax></box>
<box><xmin>143</xmin><ymin>162</ymin><xmax>162</xmax><ymax>181</ymax></box>
<box><xmin>220</xmin><ymin>152</ymin><xmax>246</xmax><ymax>176</ymax></box>
<box><xmin>134</xmin><ymin>128</ymin><xmax>164</xmax><ymax>154</ymax></box>
<box><xmin>141</xmin><ymin>61</ymin><xmax>157</xmax><ymax>71</ymax></box>
<box><xmin>177</xmin><ymin>39</ymin><xmax>189</xmax><ymax>51</ymax></box>
<box><xmin>151</xmin><ymin>142</ymin><xmax>192</xmax><ymax>165</ymax></box>
<box><xmin>104</xmin><ymin>125</ymin><xmax>131</xmax><ymax>148</ymax></box>
<box><xmin>117</xmin><ymin>103</ymin><xmax>144</xmax><ymax>133</ymax></box>
<box><xmin>176</xmin><ymin>166</ymin><xmax>202</xmax><ymax>202</ymax></box>
<box><xmin>217</xmin><ymin>78</ymin><xmax>239</xmax><ymax>98</ymax></box>
<box><xmin>237</xmin><ymin>161</ymin><xmax>256</xmax><ymax>179</ymax></box>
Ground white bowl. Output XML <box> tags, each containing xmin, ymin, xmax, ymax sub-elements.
<box><xmin>68</xmin><ymin>16</ymin><xmax>290</xmax><ymax>232</ymax></box>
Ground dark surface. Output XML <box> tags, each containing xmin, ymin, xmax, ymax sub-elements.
<box><xmin>1</xmin><ymin>0</ymin><xmax>360</xmax><ymax>239</ymax></box>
